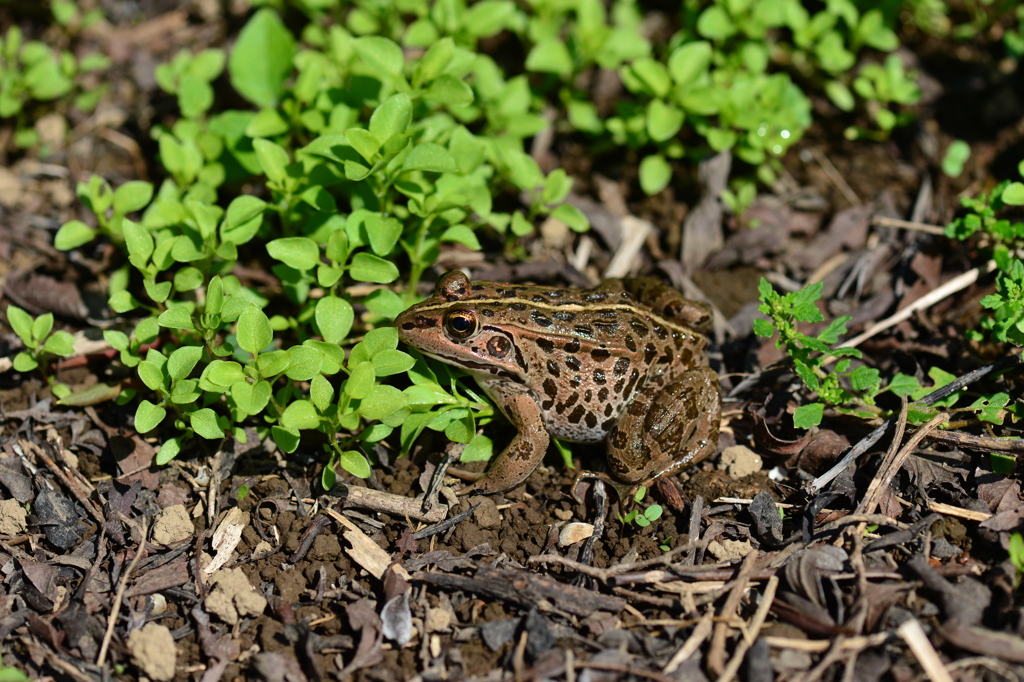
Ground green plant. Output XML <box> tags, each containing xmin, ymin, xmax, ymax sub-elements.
<box><xmin>942</xmin><ymin>140</ymin><xmax>971</xmax><ymax>178</ymax></box>
<box><xmin>51</xmin><ymin>6</ymin><xmax>601</xmax><ymax>479</ymax></box>
<box><xmin>753</xmin><ymin>279</ymin><xmax>981</xmax><ymax>428</ymax></box>
<box><xmin>1009</xmin><ymin>532</ymin><xmax>1024</xmax><ymax>581</ymax></box>
<box><xmin>0</xmin><ymin>4</ymin><xmax>111</xmax><ymax>148</ymax></box>
<box><xmin>620</xmin><ymin>486</ymin><xmax>663</xmax><ymax>528</ymax></box>
<box><xmin>5</xmin><ymin>305</ymin><xmax>75</xmax><ymax>397</ymax></box>
<box><xmin>0</xmin><ymin>653</ymin><xmax>29</xmax><ymax>682</ymax></box>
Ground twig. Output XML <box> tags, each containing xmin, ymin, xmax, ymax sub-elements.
<box><xmin>411</xmin><ymin>502</ymin><xmax>478</xmax><ymax>539</ymax></box>
<box><xmin>810</xmin><ymin>354</ymin><xmax>1024</xmax><ymax>493</ymax></box>
<box><xmin>830</xmin><ymin>264</ymin><xmax>992</xmax><ymax>357</ymax></box>
<box><xmin>857</xmin><ymin>411</ymin><xmax>949</xmax><ymax>516</ymax></box>
<box><xmin>898</xmin><ymin>619</ymin><xmax>954</xmax><ymax>682</ymax></box>
<box><xmin>871</xmin><ymin>216</ymin><xmax>946</xmax><ymax>235</ymax></box>
<box><xmin>663</xmin><ymin>612</ymin><xmax>713</xmax><ymax>674</ymax></box>
<box><xmin>926</xmin><ymin>501</ymin><xmax>991</xmax><ymax>522</ymax></box>
<box><xmin>337</xmin><ymin>483</ymin><xmax>449</xmax><ymax>524</ymax></box>
<box><xmin>707</xmin><ymin>551</ymin><xmax>760</xmax><ymax>676</ymax></box>
<box><xmin>811</xmin><ymin>148</ymin><xmax>861</xmax><ymax>206</ymax></box>
<box><xmin>714</xmin><ymin>575</ymin><xmax>779</xmax><ymax>682</ymax></box>
<box><xmin>97</xmin><ymin>520</ymin><xmax>148</xmax><ymax>668</ymax></box>
<box><xmin>574</xmin><ymin>661</ymin><xmax>678</xmax><ymax>682</ymax></box>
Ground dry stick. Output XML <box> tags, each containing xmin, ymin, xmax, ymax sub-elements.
<box><xmin>97</xmin><ymin>520</ymin><xmax>148</xmax><ymax>668</ymax></box>
<box><xmin>827</xmin><ymin>263</ymin><xmax>991</xmax><ymax>363</ymax></box>
<box><xmin>857</xmin><ymin>411</ymin><xmax>949</xmax><ymax>516</ymax></box>
<box><xmin>811</xmin><ymin>148</ymin><xmax>861</xmax><ymax>206</ymax></box>
<box><xmin>713</xmin><ymin>575</ymin><xmax>779</xmax><ymax>682</ymax></box>
<box><xmin>707</xmin><ymin>551</ymin><xmax>760</xmax><ymax>677</ymax></box>
<box><xmin>898</xmin><ymin>618</ymin><xmax>954</xmax><ymax>682</ymax></box>
<box><xmin>663</xmin><ymin>612</ymin><xmax>714</xmax><ymax>675</ymax></box>
<box><xmin>810</xmin><ymin>353</ymin><xmax>1024</xmax><ymax>494</ymax></box>
<box><xmin>871</xmin><ymin>216</ymin><xmax>946</xmax><ymax>235</ymax></box>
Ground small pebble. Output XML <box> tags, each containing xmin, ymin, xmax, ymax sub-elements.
<box><xmin>558</xmin><ymin>522</ymin><xmax>594</xmax><ymax>547</ymax></box>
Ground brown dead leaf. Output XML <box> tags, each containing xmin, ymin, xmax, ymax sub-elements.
<box><xmin>4</xmin><ymin>270</ymin><xmax>88</xmax><ymax>320</ymax></box>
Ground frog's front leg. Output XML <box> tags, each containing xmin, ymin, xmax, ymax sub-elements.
<box><xmin>605</xmin><ymin>367</ymin><xmax>721</xmax><ymax>485</ymax></box>
<box><xmin>457</xmin><ymin>383</ymin><xmax>550</xmax><ymax>495</ymax></box>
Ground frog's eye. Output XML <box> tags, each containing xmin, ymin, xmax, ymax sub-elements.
<box><xmin>444</xmin><ymin>310</ymin><xmax>478</xmax><ymax>339</ymax></box>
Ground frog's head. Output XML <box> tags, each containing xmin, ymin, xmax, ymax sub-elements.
<box><xmin>396</xmin><ymin>271</ymin><xmax>529</xmax><ymax>384</ymax></box>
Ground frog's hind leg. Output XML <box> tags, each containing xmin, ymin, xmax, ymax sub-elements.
<box><xmin>605</xmin><ymin>367</ymin><xmax>722</xmax><ymax>486</ymax></box>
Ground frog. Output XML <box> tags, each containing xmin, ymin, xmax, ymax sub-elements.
<box><xmin>395</xmin><ymin>270</ymin><xmax>722</xmax><ymax>496</ymax></box>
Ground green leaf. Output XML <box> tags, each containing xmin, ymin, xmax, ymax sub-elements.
<box><xmin>157</xmin><ymin>305</ymin><xmax>195</xmax><ymax>330</ymax></box>
<box><xmin>346</xmin><ymin>128</ymin><xmax>380</xmax><ymax>163</ymax></box>
<box><xmin>639</xmin><ymin>154</ymin><xmax>672</xmax><ymax>195</ymax></box>
<box><xmin>137</xmin><ymin>360</ymin><xmax>166</xmax><ymax>391</ymax></box>
<box><xmin>267</xmin><ymin>237</ymin><xmax>320</xmax><ymax>270</ymax></box>
<box><xmin>526</xmin><ymin>38</ymin><xmax>572</xmax><ymax>77</ymax></box>
<box><xmin>1002</xmin><ymin>182</ymin><xmax>1024</xmax><ymax>206</ymax></box>
<box><xmin>284</xmin><ymin>344</ymin><xmax>324</xmax><ymax>381</ymax></box>
<box><xmin>245</xmin><ymin>108</ymin><xmax>290</xmax><ymax>138</ymax></box>
<box><xmin>357</xmin><ymin>384</ymin><xmax>406</xmax><ymax>420</ymax></box>
<box><xmin>310</xmin><ymin>374</ymin><xmax>334</xmax><ymax>412</ymax></box>
<box><xmin>254</xmin><ymin>138</ymin><xmax>290</xmax><ymax>184</ymax></box>
<box><xmin>6</xmin><ymin>306</ymin><xmax>34</xmax><ymax>346</ymax></box>
<box><xmin>353</xmin><ymin>36</ymin><xmax>404</xmax><ymax>78</ymax></box>
<box><xmin>793</xmin><ymin>403</ymin><xmax>824</xmax><ymax>429</ymax></box>
<box><xmin>167</xmin><ymin>345</ymin><xmax>203</xmax><ymax>381</ymax></box>
<box><xmin>646</xmin><ymin>99</ymin><xmax>684</xmax><ymax>142</ymax></box>
<box><xmin>668</xmin><ymin>41</ymin><xmax>711</xmax><ymax>85</ymax></box>
<box><xmin>343</xmin><ymin>358</ymin><xmax>377</xmax><ymax>403</ymax></box>
<box><xmin>113</xmin><ymin>181</ymin><xmax>153</xmax><ymax>215</ymax></box>
<box><xmin>228</xmin><ymin>8</ymin><xmax>296</xmax><ymax>108</ymax></box>
<box><xmin>237</xmin><ymin>306</ymin><xmax>273</xmax><ymax>355</ymax></box>
<box><xmin>440</xmin><ymin>225</ymin><xmax>481</xmax><ymax>250</ymax></box>
<box><xmin>460</xmin><ymin>433</ymin><xmax>493</xmax><ymax>462</ymax></box>
<box><xmin>189</xmin><ymin>408</ymin><xmax>224</xmax><ymax>439</ymax></box>
<box><xmin>41</xmin><ymin>331</ymin><xmax>75</xmax><ymax>356</ymax></box>
<box><xmin>402</xmin><ymin>143</ymin><xmax>459</xmax><ymax>173</ymax></box>
<box><xmin>31</xmin><ymin>312</ymin><xmax>53</xmax><ymax>343</ymax></box>
<box><xmin>272</xmin><ymin>426</ymin><xmax>301</xmax><ymax>453</ymax></box>
<box><xmin>550</xmin><ymin>203</ymin><xmax>588</xmax><ymax>232</ymax></box>
<box><xmin>54</xmin><ymin>220</ymin><xmax>97</xmax><ymax>250</ymax></box>
<box><xmin>424</xmin><ymin>75</ymin><xmax>474</xmax><ymax>106</ymax></box>
<box><xmin>414</xmin><ymin>37</ymin><xmax>455</xmax><ymax>85</ymax></box>
<box><xmin>350</xmin><ymin>252</ymin><xmax>399</xmax><ymax>283</ymax></box>
<box><xmin>365</xmin><ymin>213</ymin><xmax>402</xmax><ymax>256</ymax></box>
<box><xmin>221</xmin><ymin>195</ymin><xmax>267</xmax><ymax>245</ymax></box>
<box><xmin>369</xmin><ymin>93</ymin><xmax>413</xmax><ymax>141</ymax></box>
<box><xmin>155</xmin><ymin>436</ymin><xmax>182</xmax><ymax>465</ymax></box>
<box><xmin>338</xmin><ymin>450</ymin><xmax>372</xmax><ymax>478</ymax></box>
<box><xmin>232</xmin><ymin>379</ymin><xmax>271</xmax><ymax>415</ymax></box>
<box><xmin>281</xmin><ymin>399</ymin><xmax>320</xmax><ymax>430</ymax></box>
<box><xmin>371</xmin><ymin>349</ymin><xmax>415</xmax><ymax>376</ymax></box>
<box><xmin>753</xmin><ymin>319</ymin><xmax>774</xmax><ymax>337</ymax></box>
<box><xmin>315</xmin><ymin>295</ymin><xmax>354</xmax><ymax>345</ymax></box>
<box><xmin>135</xmin><ymin>400</ymin><xmax>166</xmax><ymax>433</ymax></box>
<box><xmin>13</xmin><ymin>352</ymin><xmax>38</xmax><ymax>372</ymax></box>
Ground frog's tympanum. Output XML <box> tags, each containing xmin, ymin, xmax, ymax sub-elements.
<box><xmin>396</xmin><ymin>271</ymin><xmax>722</xmax><ymax>494</ymax></box>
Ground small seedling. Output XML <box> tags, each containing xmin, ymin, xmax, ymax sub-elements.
<box><xmin>5</xmin><ymin>305</ymin><xmax>75</xmax><ymax>397</ymax></box>
<box><xmin>620</xmin><ymin>486</ymin><xmax>664</xmax><ymax>528</ymax></box>
<box><xmin>1009</xmin><ymin>533</ymin><xmax>1024</xmax><ymax>583</ymax></box>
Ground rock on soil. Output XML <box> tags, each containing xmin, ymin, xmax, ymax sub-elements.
<box><xmin>127</xmin><ymin>622</ymin><xmax>176</xmax><ymax>681</ymax></box>
<box><xmin>205</xmin><ymin>567</ymin><xmax>268</xmax><ymax>625</ymax></box>
<box><xmin>0</xmin><ymin>499</ymin><xmax>27</xmax><ymax>535</ymax></box>
<box><xmin>151</xmin><ymin>504</ymin><xmax>193</xmax><ymax>545</ymax></box>
<box><xmin>717</xmin><ymin>445</ymin><xmax>763</xmax><ymax>478</ymax></box>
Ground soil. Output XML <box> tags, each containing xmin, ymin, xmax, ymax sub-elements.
<box><xmin>2</xmin><ymin>2</ymin><xmax>1024</xmax><ymax>682</ymax></box>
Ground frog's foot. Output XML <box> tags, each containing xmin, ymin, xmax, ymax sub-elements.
<box><xmin>570</xmin><ymin>470</ymin><xmax>634</xmax><ymax>507</ymax></box>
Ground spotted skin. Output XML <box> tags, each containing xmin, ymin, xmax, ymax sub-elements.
<box><xmin>396</xmin><ymin>271</ymin><xmax>722</xmax><ymax>493</ymax></box>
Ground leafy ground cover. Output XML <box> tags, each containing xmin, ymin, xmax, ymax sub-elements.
<box><xmin>1</xmin><ymin>0</ymin><xmax>1024</xmax><ymax>680</ymax></box>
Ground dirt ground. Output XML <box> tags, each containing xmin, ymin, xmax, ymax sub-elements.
<box><xmin>2</xmin><ymin>2</ymin><xmax>1024</xmax><ymax>682</ymax></box>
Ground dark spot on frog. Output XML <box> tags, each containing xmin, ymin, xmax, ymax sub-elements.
<box><xmin>545</xmin><ymin>290</ymin><xmax>564</xmax><ymax>298</ymax></box>
<box><xmin>584</xmin><ymin>389</ymin><xmax>592</xmax><ymax>401</ymax></box>
<box><xmin>583</xmin><ymin>292</ymin><xmax>608</xmax><ymax>303</ymax></box>
<box><xmin>511</xmin><ymin>302</ymin><xmax>527</xmax><ymax>311</ymax></box>
<box><xmin>592</xmin><ymin>369</ymin><xmax>606</xmax><ymax>385</ymax></box>
<box><xmin>531</xmin><ymin>311</ymin><xmax>552</xmax><ymax>327</ymax></box>
<box><xmin>542</xmin><ymin>378</ymin><xmax>558</xmax><ymax>399</ymax></box>
<box><xmin>600</xmin><ymin>310</ymin><xmax>617</xmax><ymax>319</ymax></box>
<box><xmin>614</xmin><ymin>378</ymin><xmax>625</xmax><ymax>393</ymax></box>
<box><xmin>574</xmin><ymin>324</ymin><xmax>594</xmax><ymax>336</ymax></box>
<box><xmin>482</xmin><ymin>309</ymin><xmax>494</xmax><ymax>317</ymax></box>
<box><xmin>472</xmin><ymin>284</ymin><xmax>485</xmax><ymax>291</ymax></box>
<box><xmin>400</xmin><ymin>322</ymin><xmax>416</xmax><ymax>330</ymax></box>
<box><xmin>603</xmin><ymin>402</ymin><xmax>613</xmax><ymax>416</ymax></box>
<box><xmin>498</xmin><ymin>289</ymin><xmax>516</xmax><ymax>298</ymax></box>
<box><xmin>609</xmin><ymin>427</ymin><xmax>628</xmax><ymax>450</ymax></box>
<box><xmin>644</xmin><ymin>344</ymin><xmax>658</xmax><ymax>364</ymax></box>
<box><xmin>591</xmin><ymin>348</ymin><xmax>611</xmax><ymax>361</ymax></box>
<box><xmin>566</xmin><ymin>356</ymin><xmax>582</xmax><ymax>371</ymax></box>
<box><xmin>570</xmin><ymin>375</ymin><xmax>582</xmax><ymax>387</ymax></box>
<box><xmin>624</xmin><ymin>335</ymin><xmax>637</xmax><ymax>352</ymax></box>
<box><xmin>564</xmin><ymin>338</ymin><xmax>581</xmax><ymax>353</ymax></box>
<box><xmin>415</xmin><ymin>315</ymin><xmax>437</xmax><ymax>328</ymax></box>
<box><xmin>556</xmin><ymin>393</ymin><xmax>579</xmax><ymax>414</ymax></box>
<box><xmin>653</xmin><ymin>324</ymin><xmax>668</xmax><ymax>339</ymax></box>
<box><xmin>546</xmin><ymin>360</ymin><xmax>560</xmax><ymax>377</ymax></box>
<box><xmin>598</xmin><ymin>388</ymin><xmax>609</xmax><ymax>402</ymax></box>
<box><xmin>630</xmin><ymin>320</ymin><xmax>649</xmax><ymax>336</ymax></box>
<box><xmin>602</xmin><ymin>416</ymin><xmax>616</xmax><ymax>431</ymax></box>
<box><xmin>585</xmin><ymin>412</ymin><xmax>597</xmax><ymax>429</ymax></box>
<box><xmin>659</xmin><ymin>349</ymin><xmax>674</xmax><ymax>364</ymax></box>
<box><xmin>594</xmin><ymin>321</ymin><xmax>618</xmax><ymax>333</ymax></box>
<box><xmin>614</xmin><ymin>357</ymin><xmax>630</xmax><ymax>376</ymax></box>
<box><xmin>532</xmin><ymin>295</ymin><xmax>547</xmax><ymax>303</ymax></box>
<box><xmin>554</xmin><ymin>311</ymin><xmax>576</xmax><ymax>322</ymax></box>
<box><xmin>537</xmin><ymin>338</ymin><xmax>555</xmax><ymax>353</ymax></box>
<box><xmin>487</xmin><ymin>336</ymin><xmax>512</xmax><ymax>358</ymax></box>
<box><xmin>623</xmin><ymin>370</ymin><xmax>640</xmax><ymax>398</ymax></box>
<box><xmin>567</xmin><ymin>405</ymin><xmax>586</xmax><ymax>424</ymax></box>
